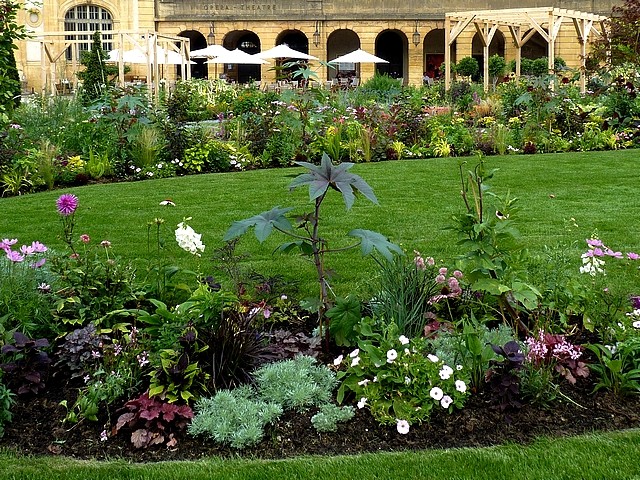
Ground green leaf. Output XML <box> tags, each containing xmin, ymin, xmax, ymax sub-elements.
<box><xmin>224</xmin><ymin>206</ymin><xmax>294</xmax><ymax>242</ymax></box>
<box><xmin>327</xmin><ymin>297</ymin><xmax>362</xmax><ymax>347</ymax></box>
<box><xmin>348</xmin><ymin>229</ymin><xmax>403</xmax><ymax>261</ymax></box>
<box><xmin>290</xmin><ymin>153</ymin><xmax>378</xmax><ymax>209</ymax></box>
<box><xmin>276</xmin><ymin>240</ymin><xmax>314</xmax><ymax>256</ymax></box>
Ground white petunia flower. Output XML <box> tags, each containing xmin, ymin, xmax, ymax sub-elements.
<box><xmin>333</xmin><ymin>355</ymin><xmax>343</xmax><ymax>366</ymax></box>
<box><xmin>430</xmin><ymin>387</ymin><xmax>444</xmax><ymax>401</ymax></box>
<box><xmin>455</xmin><ymin>380</ymin><xmax>467</xmax><ymax>393</ymax></box>
<box><xmin>396</xmin><ymin>419</ymin><xmax>410</xmax><ymax>435</ymax></box>
<box><xmin>351</xmin><ymin>356</ymin><xmax>361</xmax><ymax>367</ymax></box>
<box><xmin>427</xmin><ymin>354</ymin><xmax>439</xmax><ymax>363</ymax></box>
<box><xmin>357</xmin><ymin>397</ymin><xmax>367</xmax><ymax>409</ymax></box>
<box><xmin>349</xmin><ymin>348</ymin><xmax>360</xmax><ymax>358</ymax></box>
<box><xmin>399</xmin><ymin>335</ymin><xmax>410</xmax><ymax>345</ymax></box>
<box><xmin>387</xmin><ymin>349</ymin><xmax>398</xmax><ymax>363</ymax></box>
<box><xmin>441</xmin><ymin>395</ymin><xmax>453</xmax><ymax>408</ymax></box>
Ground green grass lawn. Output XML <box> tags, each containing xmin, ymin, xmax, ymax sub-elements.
<box><xmin>2</xmin><ymin>150</ymin><xmax>640</xmax><ymax>478</ymax></box>
<box><xmin>2</xmin><ymin>429</ymin><xmax>640</xmax><ymax>479</ymax></box>
<box><xmin>2</xmin><ymin>150</ymin><xmax>638</xmax><ymax>299</ymax></box>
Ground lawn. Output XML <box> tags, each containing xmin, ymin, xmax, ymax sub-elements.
<box><xmin>2</xmin><ymin>429</ymin><xmax>640</xmax><ymax>479</ymax></box>
<box><xmin>1</xmin><ymin>149</ymin><xmax>640</xmax><ymax>479</ymax></box>
<box><xmin>2</xmin><ymin>150</ymin><xmax>638</xmax><ymax>298</ymax></box>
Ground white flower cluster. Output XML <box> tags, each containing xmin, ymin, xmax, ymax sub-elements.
<box><xmin>579</xmin><ymin>254</ymin><xmax>605</xmax><ymax>276</ymax></box>
<box><xmin>175</xmin><ymin>221</ymin><xmax>205</xmax><ymax>256</ymax></box>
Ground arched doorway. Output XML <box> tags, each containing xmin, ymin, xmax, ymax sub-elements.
<box><xmin>423</xmin><ymin>29</ymin><xmax>455</xmax><ymax>82</ymax></box>
<box><xmin>471</xmin><ymin>30</ymin><xmax>505</xmax><ymax>81</ymax></box>
<box><xmin>375</xmin><ymin>30</ymin><xmax>407</xmax><ymax>81</ymax></box>
<box><xmin>522</xmin><ymin>31</ymin><xmax>547</xmax><ymax>59</ymax></box>
<box><xmin>274</xmin><ymin>30</ymin><xmax>309</xmax><ymax>79</ymax></box>
<box><xmin>178</xmin><ymin>30</ymin><xmax>207</xmax><ymax>79</ymax></box>
<box><xmin>326</xmin><ymin>29</ymin><xmax>359</xmax><ymax>80</ymax></box>
<box><xmin>223</xmin><ymin>30</ymin><xmax>261</xmax><ymax>83</ymax></box>
<box><xmin>275</xmin><ymin>30</ymin><xmax>309</xmax><ymax>54</ymax></box>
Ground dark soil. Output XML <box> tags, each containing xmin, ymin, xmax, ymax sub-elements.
<box><xmin>2</xmin><ymin>373</ymin><xmax>639</xmax><ymax>463</ymax></box>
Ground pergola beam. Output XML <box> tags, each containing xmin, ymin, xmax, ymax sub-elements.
<box><xmin>444</xmin><ymin>7</ymin><xmax>608</xmax><ymax>92</ymax></box>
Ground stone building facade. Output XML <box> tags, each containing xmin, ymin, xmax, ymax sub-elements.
<box><xmin>15</xmin><ymin>0</ymin><xmax>616</xmax><ymax>92</ymax></box>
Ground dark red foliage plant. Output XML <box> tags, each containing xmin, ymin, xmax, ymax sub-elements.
<box><xmin>0</xmin><ymin>331</ymin><xmax>51</xmax><ymax>395</ymax></box>
<box><xmin>114</xmin><ymin>391</ymin><xmax>193</xmax><ymax>449</ymax></box>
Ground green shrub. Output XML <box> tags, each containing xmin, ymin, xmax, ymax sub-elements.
<box><xmin>255</xmin><ymin>355</ymin><xmax>337</xmax><ymax>411</ymax></box>
<box><xmin>311</xmin><ymin>404</ymin><xmax>355</xmax><ymax>432</ymax></box>
<box><xmin>456</xmin><ymin>57</ymin><xmax>479</xmax><ymax>78</ymax></box>
<box><xmin>0</xmin><ymin>380</ymin><xmax>15</xmax><ymax>438</ymax></box>
<box><xmin>188</xmin><ymin>385</ymin><xmax>282</xmax><ymax>448</ymax></box>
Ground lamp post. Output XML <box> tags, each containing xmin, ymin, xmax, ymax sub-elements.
<box><xmin>412</xmin><ymin>21</ymin><xmax>421</xmax><ymax>47</ymax></box>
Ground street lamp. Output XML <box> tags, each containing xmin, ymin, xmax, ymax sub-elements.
<box><xmin>412</xmin><ymin>21</ymin><xmax>421</xmax><ymax>47</ymax></box>
<box><xmin>313</xmin><ymin>21</ymin><xmax>320</xmax><ymax>47</ymax></box>
<box><xmin>207</xmin><ymin>22</ymin><xmax>216</xmax><ymax>46</ymax></box>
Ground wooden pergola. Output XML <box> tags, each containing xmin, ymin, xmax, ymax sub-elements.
<box><xmin>33</xmin><ymin>31</ymin><xmax>191</xmax><ymax>99</ymax></box>
<box><xmin>444</xmin><ymin>7</ymin><xmax>608</xmax><ymax>92</ymax></box>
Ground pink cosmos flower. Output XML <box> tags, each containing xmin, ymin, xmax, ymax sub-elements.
<box><xmin>6</xmin><ymin>250</ymin><xmax>24</xmax><ymax>262</ymax></box>
<box><xmin>20</xmin><ymin>244</ymin><xmax>35</xmax><ymax>256</ymax></box>
<box><xmin>30</xmin><ymin>258</ymin><xmax>46</xmax><ymax>269</ymax></box>
<box><xmin>628</xmin><ymin>252</ymin><xmax>640</xmax><ymax>260</ymax></box>
<box><xmin>80</xmin><ymin>234</ymin><xmax>90</xmax><ymax>244</ymax></box>
<box><xmin>0</xmin><ymin>239</ymin><xmax>17</xmax><ymax>251</ymax></box>
<box><xmin>31</xmin><ymin>241</ymin><xmax>47</xmax><ymax>253</ymax></box>
<box><xmin>586</xmin><ymin>238</ymin><xmax>603</xmax><ymax>247</ymax></box>
<box><xmin>56</xmin><ymin>194</ymin><xmax>79</xmax><ymax>216</ymax></box>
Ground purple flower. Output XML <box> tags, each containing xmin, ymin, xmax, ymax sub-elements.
<box><xmin>56</xmin><ymin>194</ymin><xmax>79</xmax><ymax>216</ymax></box>
<box><xmin>20</xmin><ymin>244</ymin><xmax>35</xmax><ymax>256</ymax></box>
<box><xmin>586</xmin><ymin>238</ymin><xmax>603</xmax><ymax>247</ymax></box>
<box><xmin>30</xmin><ymin>258</ymin><xmax>46</xmax><ymax>269</ymax></box>
<box><xmin>6</xmin><ymin>250</ymin><xmax>24</xmax><ymax>262</ymax></box>
<box><xmin>628</xmin><ymin>252</ymin><xmax>640</xmax><ymax>260</ymax></box>
<box><xmin>631</xmin><ymin>296</ymin><xmax>640</xmax><ymax>310</ymax></box>
<box><xmin>604</xmin><ymin>249</ymin><xmax>623</xmax><ymax>259</ymax></box>
<box><xmin>0</xmin><ymin>238</ymin><xmax>17</xmax><ymax>251</ymax></box>
<box><xmin>31</xmin><ymin>241</ymin><xmax>47</xmax><ymax>253</ymax></box>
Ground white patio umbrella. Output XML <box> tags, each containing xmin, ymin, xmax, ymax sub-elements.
<box><xmin>205</xmin><ymin>48</ymin><xmax>269</xmax><ymax>65</ymax></box>
<box><xmin>190</xmin><ymin>44</ymin><xmax>231</xmax><ymax>59</ymax></box>
<box><xmin>328</xmin><ymin>49</ymin><xmax>389</xmax><ymax>64</ymax></box>
<box><xmin>256</xmin><ymin>44</ymin><xmax>319</xmax><ymax>61</ymax></box>
<box><xmin>108</xmin><ymin>45</ymin><xmax>193</xmax><ymax>65</ymax></box>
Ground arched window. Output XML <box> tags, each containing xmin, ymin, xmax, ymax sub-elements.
<box><xmin>64</xmin><ymin>5</ymin><xmax>113</xmax><ymax>60</ymax></box>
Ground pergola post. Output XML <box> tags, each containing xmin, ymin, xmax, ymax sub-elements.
<box><xmin>444</xmin><ymin>16</ymin><xmax>451</xmax><ymax>89</ymax></box>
